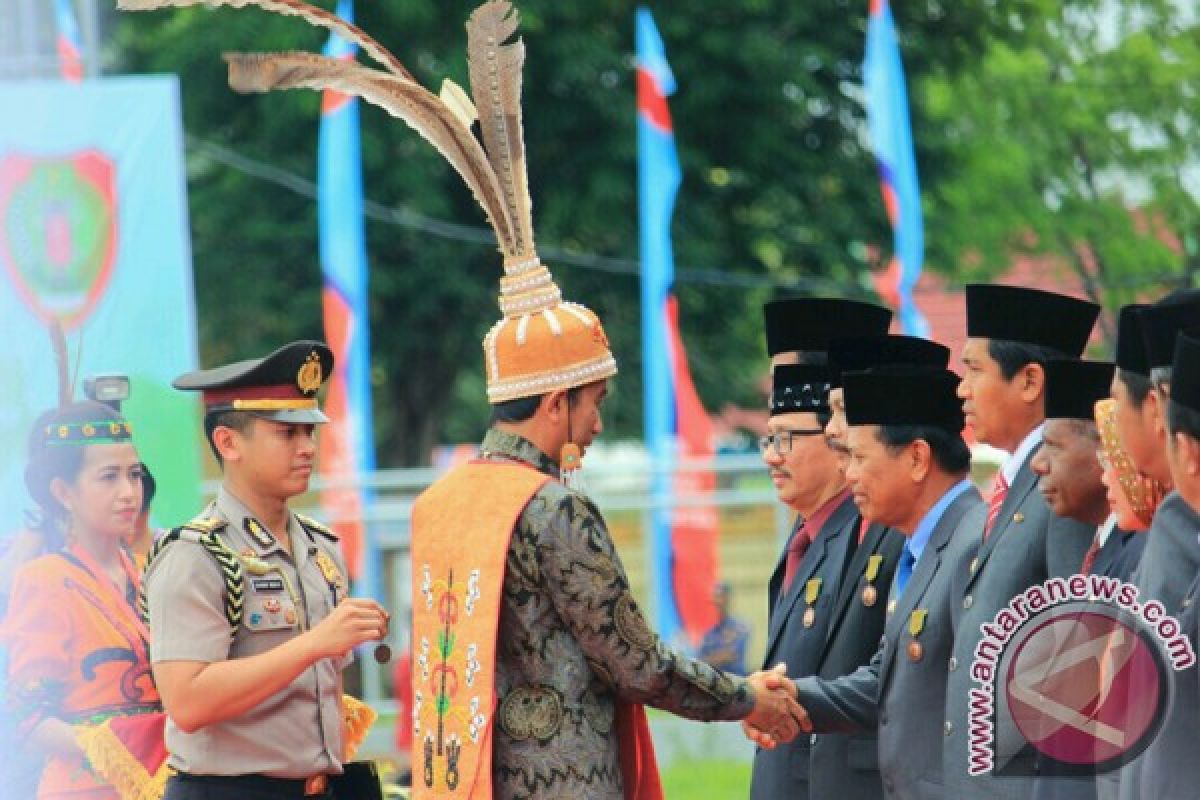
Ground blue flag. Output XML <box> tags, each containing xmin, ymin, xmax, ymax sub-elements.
<box><xmin>865</xmin><ymin>0</ymin><xmax>930</xmax><ymax>337</ymax></box>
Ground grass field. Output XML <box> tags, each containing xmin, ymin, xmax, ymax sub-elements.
<box><xmin>661</xmin><ymin>759</ymin><xmax>752</xmax><ymax>797</ymax></box>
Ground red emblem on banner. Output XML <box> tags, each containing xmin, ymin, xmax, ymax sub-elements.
<box><xmin>0</xmin><ymin>152</ymin><xmax>118</xmax><ymax>330</ymax></box>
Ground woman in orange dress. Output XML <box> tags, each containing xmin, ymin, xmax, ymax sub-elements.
<box><xmin>2</xmin><ymin>400</ymin><xmax>164</xmax><ymax>799</ymax></box>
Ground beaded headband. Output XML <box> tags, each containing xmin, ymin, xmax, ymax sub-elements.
<box><xmin>44</xmin><ymin>420</ymin><xmax>134</xmax><ymax>446</ymax></box>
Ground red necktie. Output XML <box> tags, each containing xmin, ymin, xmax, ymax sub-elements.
<box><xmin>1080</xmin><ymin>534</ymin><xmax>1103</xmax><ymax>574</ymax></box>
<box><xmin>984</xmin><ymin>471</ymin><xmax>1009</xmax><ymax>541</ymax></box>
<box><xmin>781</xmin><ymin>524</ymin><xmax>812</xmax><ymax>596</ymax></box>
<box><xmin>858</xmin><ymin>517</ymin><xmax>871</xmax><ymax>545</ymax></box>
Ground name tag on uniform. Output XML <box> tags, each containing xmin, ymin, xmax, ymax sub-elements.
<box><xmin>252</xmin><ymin>578</ymin><xmax>285</xmax><ymax>593</ymax></box>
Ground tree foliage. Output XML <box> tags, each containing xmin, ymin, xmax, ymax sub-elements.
<box><xmin>920</xmin><ymin>0</ymin><xmax>1200</xmax><ymax>342</ymax></box>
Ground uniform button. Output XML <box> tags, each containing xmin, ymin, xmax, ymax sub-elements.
<box><xmin>810</xmin><ymin>733</ymin><xmax>818</xmax><ymax>746</ymax></box>
<box><xmin>963</xmin><ymin>595</ymin><xmax>974</xmax><ymax>610</ymax></box>
<box><xmin>944</xmin><ymin>721</ymin><xmax>953</xmax><ymax>736</ymax></box>
<box><xmin>949</xmin><ymin>657</ymin><xmax>958</xmax><ymax>671</ymax></box>
<box><xmin>885</xmin><ymin>778</ymin><xmax>895</xmax><ymax>793</ymax></box>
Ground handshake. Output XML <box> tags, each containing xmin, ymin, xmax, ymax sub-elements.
<box><xmin>741</xmin><ymin>663</ymin><xmax>811</xmax><ymax>748</ymax></box>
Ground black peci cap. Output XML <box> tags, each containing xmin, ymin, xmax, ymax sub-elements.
<box><xmin>1115</xmin><ymin>304</ymin><xmax>1150</xmax><ymax>376</ymax></box>
<box><xmin>1138</xmin><ymin>290</ymin><xmax>1200</xmax><ymax>371</ymax></box>
<box><xmin>827</xmin><ymin>335</ymin><xmax>951</xmax><ymax>387</ymax></box>
<box><xmin>173</xmin><ymin>340</ymin><xmax>334</xmax><ymax>424</ymax></box>
<box><xmin>843</xmin><ymin>367</ymin><xmax>965</xmax><ymax>430</ymax></box>
<box><xmin>965</xmin><ymin>284</ymin><xmax>1099</xmax><ymax>356</ymax></box>
<box><xmin>763</xmin><ymin>297</ymin><xmax>892</xmax><ymax>357</ymax></box>
<box><xmin>1043</xmin><ymin>360</ymin><xmax>1116</xmax><ymax>420</ymax></box>
<box><xmin>1171</xmin><ymin>332</ymin><xmax>1200</xmax><ymax>415</ymax></box>
<box><xmin>771</xmin><ymin>365</ymin><xmax>832</xmax><ymax>415</ymax></box>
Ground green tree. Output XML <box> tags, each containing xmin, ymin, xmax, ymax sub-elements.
<box><xmin>108</xmin><ymin>0</ymin><xmax>1017</xmax><ymax>464</ymax></box>
<box><xmin>920</xmin><ymin>0</ymin><xmax>1200</xmax><ymax>341</ymax></box>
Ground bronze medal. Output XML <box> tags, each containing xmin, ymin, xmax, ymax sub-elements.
<box><xmin>802</xmin><ymin>606</ymin><xmax>816</xmax><ymax>628</ymax></box>
<box><xmin>907</xmin><ymin>609</ymin><xmax>927</xmax><ymax>662</ymax></box>
<box><xmin>861</xmin><ymin>554</ymin><xmax>883</xmax><ymax>607</ymax></box>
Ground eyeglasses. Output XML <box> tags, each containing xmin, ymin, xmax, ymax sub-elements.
<box><xmin>759</xmin><ymin>428</ymin><xmax>825</xmax><ymax>455</ymax></box>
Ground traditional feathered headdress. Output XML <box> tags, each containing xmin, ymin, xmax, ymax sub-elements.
<box><xmin>119</xmin><ymin>0</ymin><xmax>617</xmax><ymax>407</ymax></box>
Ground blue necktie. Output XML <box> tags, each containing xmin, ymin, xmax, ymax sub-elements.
<box><xmin>894</xmin><ymin>546</ymin><xmax>916</xmax><ymax>597</ymax></box>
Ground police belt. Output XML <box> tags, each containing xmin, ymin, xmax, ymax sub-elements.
<box><xmin>172</xmin><ymin>771</ymin><xmax>332</xmax><ymax>797</ymax></box>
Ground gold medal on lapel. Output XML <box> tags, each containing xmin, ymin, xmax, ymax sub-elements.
<box><xmin>802</xmin><ymin>578</ymin><xmax>822</xmax><ymax>628</ymax></box>
<box><xmin>908</xmin><ymin>609</ymin><xmax>928</xmax><ymax>662</ymax></box>
<box><xmin>862</xmin><ymin>554</ymin><xmax>883</xmax><ymax>607</ymax></box>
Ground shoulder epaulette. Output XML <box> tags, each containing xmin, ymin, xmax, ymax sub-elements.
<box><xmin>297</xmin><ymin>513</ymin><xmax>339</xmax><ymax>542</ymax></box>
<box><xmin>140</xmin><ymin>522</ymin><xmax>244</xmax><ymax>636</ymax></box>
<box><xmin>182</xmin><ymin>516</ymin><xmax>227</xmax><ymax>535</ymax></box>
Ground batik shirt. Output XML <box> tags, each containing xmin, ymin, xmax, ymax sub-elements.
<box><xmin>482</xmin><ymin>430</ymin><xmax>755</xmax><ymax>800</ymax></box>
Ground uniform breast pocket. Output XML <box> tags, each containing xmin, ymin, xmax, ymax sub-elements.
<box><xmin>244</xmin><ymin>578</ymin><xmax>299</xmax><ymax>631</ymax></box>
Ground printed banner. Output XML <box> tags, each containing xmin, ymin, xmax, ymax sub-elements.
<box><xmin>0</xmin><ymin>77</ymin><xmax>201</xmax><ymax>535</ymax></box>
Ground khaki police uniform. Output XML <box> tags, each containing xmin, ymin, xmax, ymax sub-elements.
<box><xmin>145</xmin><ymin>487</ymin><xmax>352</xmax><ymax>786</ymax></box>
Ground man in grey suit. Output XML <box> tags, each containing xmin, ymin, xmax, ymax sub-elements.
<box><xmin>944</xmin><ymin>285</ymin><xmax>1100</xmax><ymax>800</ymax></box>
<box><xmin>1026</xmin><ymin>359</ymin><xmax>1121</xmax><ymax>800</ymax></box>
<box><xmin>1129</xmin><ymin>329</ymin><xmax>1200</xmax><ymax>799</ymax></box>
<box><xmin>753</xmin><ymin>366</ymin><xmax>983</xmax><ymax>800</ymax></box>
<box><xmin>751</xmin><ymin>297</ymin><xmax>895</xmax><ymax>800</ymax></box>
<box><xmin>1031</xmin><ymin>359</ymin><xmax>1140</xmax><ymax>581</ymax></box>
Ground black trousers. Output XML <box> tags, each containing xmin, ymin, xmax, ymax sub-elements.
<box><xmin>164</xmin><ymin>773</ymin><xmax>333</xmax><ymax>799</ymax></box>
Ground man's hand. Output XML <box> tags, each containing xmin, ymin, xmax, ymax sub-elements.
<box><xmin>742</xmin><ymin>663</ymin><xmax>811</xmax><ymax>749</ymax></box>
<box><xmin>305</xmin><ymin>597</ymin><xmax>390</xmax><ymax>659</ymax></box>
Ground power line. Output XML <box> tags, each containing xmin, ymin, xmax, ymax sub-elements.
<box><xmin>185</xmin><ymin>135</ymin><xmax>865</xmax><ymax>296</ymax></box>
<box><xmin>186</xmin><ymin>136</ymin><xmax>1189</xmax><ymax>297</ymax></box>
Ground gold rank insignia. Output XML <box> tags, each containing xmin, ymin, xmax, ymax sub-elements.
<box><xmin>908</xmin><ymin>609</ymin><xmax>928</xmax><ymax>662</ymax></box>
<box><xmin>969</xmin><ymin>556</ymin><xmax>979</xmax><ymax>575</ymax></box>
<box><xmin>314</xmin><ymin>549</ymin><xmax>346</xmax><ymax>594</ymax></box>
<box><xmin>802</xmin><ymin>578</ymin><xmax>822</xmax><ymax>628</ymax></box>
<box><xmin>297</xmin><ymin>351</ymin><xmax>324</xmax><ymax>395</ymax></box>
<box><xmin>243</xmin><ymin>518</ymin><xmax>275</xmax><ymax>550</ymax></box>
<box><xmin>1013</xmin><ymin>512</ymin><xmax>1025</xmax><ymax>523</ymax></box>
<box><xmin>862</xmin><ymin>554</ymin><xmax>884</xmax><ymax>607</ymax></box>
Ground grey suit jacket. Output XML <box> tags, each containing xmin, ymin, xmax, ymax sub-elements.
<box><xmin>1091</xmin><ymin>529</ymin><xmax>1145</xmax><ymax>581</ymax></box>
<box><xmin>807</xmin><ymin>520</ymin><xmax>905</xmax><ymax>800</ymax></box>
<box><xmin>943</xmin><ymin>453</ymin><xmax>1096</xmax><ymax>800</ymax></box>
<box><xmin>1129</xmin><ymin>497</ymin><xmax>1200</xmax><ymax>800</ymax></box>
<box><xmin>794</xmin><ymin>487</ymin><xmax>984</xmax><ymax>800</ymax></box>
<box><xmin>751</xmin><ymin>494</ymin><xmax>890</xmax><ymax>800</ymax></box>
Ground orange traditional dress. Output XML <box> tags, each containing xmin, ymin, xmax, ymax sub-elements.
<box><xmin>1</xmin><ymin>546</ymin><xmax>166</xmax><ymax>799</ymax></box>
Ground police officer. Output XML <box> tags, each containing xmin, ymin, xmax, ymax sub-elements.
<box><xmin>144</xmin><ymin>341</ymin><xmax>388</xmax><ymax>799</ymax></box>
